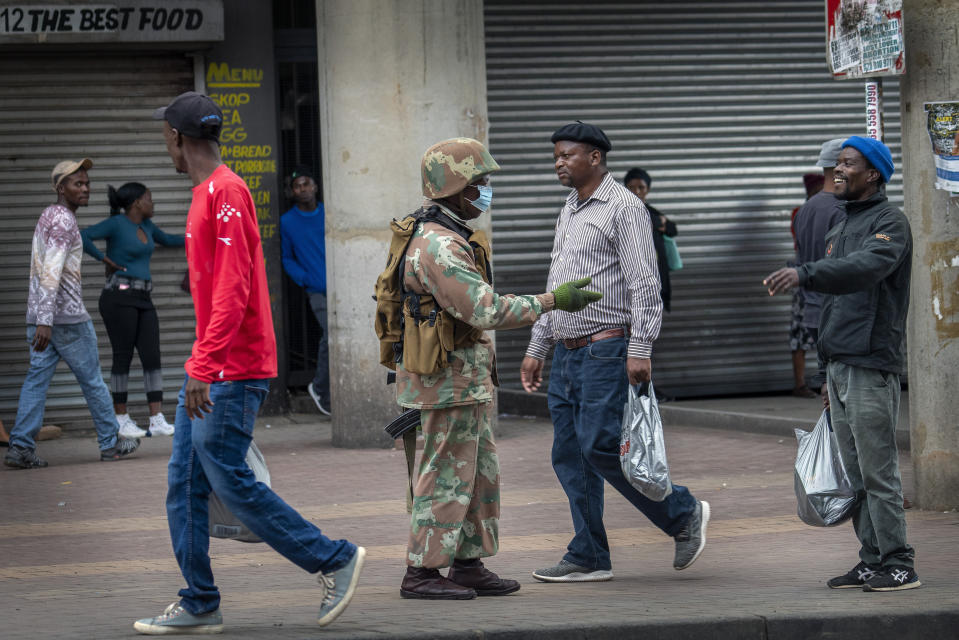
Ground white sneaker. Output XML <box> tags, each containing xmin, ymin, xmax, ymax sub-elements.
<box><xmin>117</xmin><ymin>413</ymin><xmax>147</xmax><ymax>439</ymax></box>
<box><xmin>307</xmin><ymin>382</ymin><xmax>331</xmax><ymax>416</ymax></box>
<box><xmin>148</xmin><ymin>412</ymin><xmax>175</xmax><ymax>436</ymax></box>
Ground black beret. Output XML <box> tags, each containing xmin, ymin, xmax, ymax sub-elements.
<box><xmin>550</xmin><ymin>121</ymin><xmax>612</xmax><ymax>152</ymax></box>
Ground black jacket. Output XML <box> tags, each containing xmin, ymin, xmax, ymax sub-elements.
<box><xmin>797</xmin><ymin>191</ymin><xmax>912</xmax><ymax>375</ymax></box>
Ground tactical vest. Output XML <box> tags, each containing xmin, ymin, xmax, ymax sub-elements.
<box><xmin>374</xmin><ymin>206</ymin><xmax>493</xmax><ymax>376</ymax></box>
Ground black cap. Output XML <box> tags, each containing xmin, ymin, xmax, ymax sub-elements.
<box><xmin>153</xmin><ymin>91</ymin><xmax>223</xmax><ymax>142</ymax></box>
<box><xmin>551</xmin><ymin>121</ymin><xmax>612</xmax><ymax>152</ymax></box>
<box><xmin>290</xmin><ymin>166</ymin><xmax>314</xmax><ymax>181</ymax></box>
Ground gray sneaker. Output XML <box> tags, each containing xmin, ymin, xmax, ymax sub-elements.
<box><xmin>133</xmin><ymin>602</ymin><xmax>223</xmax><ymax>635</ymax></box>
<box><xmin>532</xmin><ymin>560</ymin><xmax>613</xmax><ymax>583</ymax></box>
<box><xmin>4</xmin><ymin>445</ymin><xmax>48</xmax><ymax>469</ymax></box>
<box><xmin>317</xmin><ymin>546</ymin><xmax>366</xmax><ymax>627</ymax></box>
<box><xmin>673</xmin><ymin>500</ymin><xmax>710</xmax><ymax>570</ymax></box>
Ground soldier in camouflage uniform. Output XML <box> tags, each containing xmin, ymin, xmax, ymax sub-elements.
<box><xmin>397</xmin><ymin>138</ymin><xmax>602</xmax><ymax>600</ymax></box>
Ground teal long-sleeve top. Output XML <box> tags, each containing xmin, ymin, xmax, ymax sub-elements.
<box><xmin>81</xmin><ymin>215</ymin><xmax>185</xmax><ymax>281</ymax></box>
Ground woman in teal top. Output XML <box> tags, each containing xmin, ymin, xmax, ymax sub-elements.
<box><xmin>82</xmin><ymin>182</ymin><xmax>184</xmax><ymax>439</ymax></box>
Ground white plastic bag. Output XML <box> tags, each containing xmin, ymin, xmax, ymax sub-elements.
<box><xmin>619</xmin><ymin>382</ymin><xmax>672</xmax><ymax>502</ymax></box>
<box><xmin>209</xmin><ymin>440</ymin><xmax>271</xmax><ymax>543</ymax></box>
<box><xmin>794</xmin><ymin>409</ymin><xmax>857</xmax><ymax>527</ymax></box>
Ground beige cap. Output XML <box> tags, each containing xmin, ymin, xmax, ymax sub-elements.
<box><xmin>51</xmin><ymin>158</ymin><xmax>93</xmax><ymax>190</ymax></box>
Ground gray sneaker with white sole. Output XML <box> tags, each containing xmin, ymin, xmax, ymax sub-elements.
<box><xmin>134</xmin><ymin>602</ymin><xmax>223</xmax><ymax>635</ymax></box>
<box><xmin>532</xmin><ymin>560</ymin><xmax>613</xmax><ymax>582</ymax></box>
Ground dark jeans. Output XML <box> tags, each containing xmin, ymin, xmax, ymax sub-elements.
<box><xmin>167</xmin><ymin>375</ymin><xmax>355</xmax><ymax>614</ymax></box>
<box><xmin>308</xmin><ymin>291</ymin><xmax>330</xmax><ymax>403</ymax></box>
<box><xmin>547</xmin><ymin>338</ymin><xmax>697</xmax><ymax>570</ymax></box>
<box><xmin>827</xmin><ymin>361</ymin><xmax>914</xmax><ymax>569</ymax></box>
<box><xmin>98</xmin><ymin>288</ymin><xmax>163</xmax><ymax>404</ymax></box>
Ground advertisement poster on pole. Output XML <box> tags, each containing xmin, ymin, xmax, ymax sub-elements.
<box><xmin>826</xmin><ymin>0</ymin><xmax>904</xmax><ymax>79</ymax></box>
<box><xmin>924</xmin><ymin>102</ymin><xmax>959</xmax><ymax>194</ymax></box>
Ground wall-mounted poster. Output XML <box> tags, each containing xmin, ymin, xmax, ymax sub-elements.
<box><xmin>925</xmin><ymin>102</ymin><xmax>959</xmax><ymax>193</ymax></box>
<box><xmin>827</xmin><ymin>0</ymin><xmax>904</xmax><ymax>79</ymax></box>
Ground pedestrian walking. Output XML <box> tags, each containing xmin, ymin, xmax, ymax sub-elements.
<box><xmin>134</xmin><ymin>92</ymin><xmax>365</xmax><ymax>635</ymax></box>
<box><xmin>521</xmin><ymin>122</ymin><xmax>709</xmax><ymax>582</ymax></box>
<box><xmin>787</xmin><ymin>172</ymin><xmax>826</xmax><ymax>399</ymax></box>
<box><xmin>386</xmin><ymin>137</ymin><xmax>601</xmax><ymax>600</ymax></box>
<box><xmin>764</xmin><ymin>136</ymin><xmax>918</xmax><ymax>592</ymax></box>
<box><xmin>81</xmin><ymin>182</ymin><xmax>184</xmax><ymax>438</ymax></box>
<box><xmin>3</xmin><ymin>159</ymin><xmax>140</xmax><ymax>469</ymax></box>
<box><xmin>280</xmin><ymin>166</ymin><xmax>331</xmax><ymax>416</ymax></box>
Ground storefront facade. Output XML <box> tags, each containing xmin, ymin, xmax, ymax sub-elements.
<box><xmin>0</xmin><ymin>0</ymin><xmax>903</xmax><ymax>433</ymax></box>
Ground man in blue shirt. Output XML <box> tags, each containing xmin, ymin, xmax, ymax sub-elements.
<box><xmin>280</xmin><ymin>167</ymin><xmax>330</xmax><ymax>415</ymax></box>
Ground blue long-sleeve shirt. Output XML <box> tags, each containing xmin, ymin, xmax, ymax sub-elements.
<box><xmin>280</xmin><ymin>204</ymin><xmax>326</xmax><ymax>294</ymax></box>
<box><xmin>81</xmin><ymin>215</ymin><xmax>184</xmax><ymax>281</ymax></box>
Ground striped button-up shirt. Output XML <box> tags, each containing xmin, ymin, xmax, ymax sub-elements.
<box><xmin>526</xmin><ymin>171</ymin><xmax>662</xmax><ymax>360</ymax></box>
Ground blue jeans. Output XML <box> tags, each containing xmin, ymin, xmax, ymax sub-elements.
<box><xmin>10</xmin><ymin>321</ymin><xmax>118</xmax><ymax>451</ymax></box>
<box><xmin>167</xmin><ymin>375</ymin><xmax>355</xmax><ymax>615</ymax></box>
<box><xmin>547</xmin><ymin>338</ymin><xmax>697</xmax><ymax>570</ymax></box>
<box><xmin>308</xmin><ymin>292</ymin><xmax>330</xmax><ymax>403</ymax></box>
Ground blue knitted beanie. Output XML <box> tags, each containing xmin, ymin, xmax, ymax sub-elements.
<box><xmin>841</xmin><ymin>136</ymin><xmax>894</xmax><ymax>183</ymax></box>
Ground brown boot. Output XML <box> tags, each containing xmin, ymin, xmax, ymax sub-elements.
<box><xmin>400</xmin><ymin>566</ymin><xmax>477</xmax><ymax>600</ymax></box>
<box><xmin>447</xmin><ymin>558</ymin><xmax>521</xmax><ymax>596</ymax></box>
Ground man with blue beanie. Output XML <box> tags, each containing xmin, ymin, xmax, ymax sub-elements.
<box><xmin>764</xmin><ymin>136</ymin><xmax>918</xmax><ymax>592</ymax></box>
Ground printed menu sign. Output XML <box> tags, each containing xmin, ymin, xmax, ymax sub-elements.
<box><xmin>207</xmin><ymin>61</ymin><xmax>278</xmax><ymax>244</ymax></box>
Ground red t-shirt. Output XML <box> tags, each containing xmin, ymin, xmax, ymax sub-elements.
<box><xmin>184</xmin><ymin>164</ymin><xmax>277</xmax><ymax>382</ymax></box>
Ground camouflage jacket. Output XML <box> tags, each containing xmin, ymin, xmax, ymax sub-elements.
<box><xmin>396</xmin><ymin>203</ymin><xmax>552</xmax><ymax>409</ymax></box>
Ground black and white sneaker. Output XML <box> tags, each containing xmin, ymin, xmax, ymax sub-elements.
<box><xmin>100</xmin><ymin>437</ymin><xmax>140</xmax><ymax>461</ymax></box>
<box><xmin>863</xmin><ymin>565</ymin><xmax>921</xmax><ymax>592</ymax></box>
<box><xmin>826</xmin><ymin>561</ymin><xmax>881</xmax><ymax>589</ymax></box>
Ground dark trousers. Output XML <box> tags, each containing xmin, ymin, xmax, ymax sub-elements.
<box><xmin>827</xmin><ymin>361</ymin><xmax>914</xmax><ymax>569</ymax></box>
<box><xmin>98</xmin><ymin>288</ymin><xmax>163</xmax><ymax>404</ymax></box>
<box><xmin>547</xmin><ymin>337</ymin><xmax>697</xmax><ymax>570</ymax></box>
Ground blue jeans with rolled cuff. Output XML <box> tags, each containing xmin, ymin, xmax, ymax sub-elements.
<box><xmin>166</xmin><ymin>375</ymin><xmax>356</xmax><ymax>614</ymax></box>
<box><xmin>10</xmin><ymin>321</ymin><xmax>118</xmax><ymax>451</ymax></box>
<box><xmin>547</xmin><ymin>337</ymin><xmax>697</xmax><ymax>571</ymax></box>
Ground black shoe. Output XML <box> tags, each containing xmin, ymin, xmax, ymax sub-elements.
<box><xmin>400</xmin><ymin>567</ymin><xmax>476</xmax><ymax>600</ymax></box>
<box><xmin>447</xmin><ymin>558</ymin><xmax>521</xmax><ymax>596</ymax></box>
<box><xmin>100</xmin><ymin>437</ymin><xmax>140</xmax><ymax>461</ymax></box>
<box><xmin>827</xmin><ymin>561</ymin><xmax>881</xmax><ymax>589</ymax></box>
<box><xmin>4</xmin><ymin>445</ymin><xmax>48</xmax><ymax>469</ymax></box>
<box><xmin>863</xmin><ymin>565</ymin><xmax>921</xmax><ymax>592</ymax></box>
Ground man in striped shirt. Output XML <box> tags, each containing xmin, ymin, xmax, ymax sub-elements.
<box><xmin>521</xmin><ymin>122</ymin><xmax>709</xmax><ymax>582</ymax></box>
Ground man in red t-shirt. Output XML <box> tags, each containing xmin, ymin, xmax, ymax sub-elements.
<box><xmin>134</xmin><ymin>92</ymin><xmax>365</xmax><ymax>636</ymax></box>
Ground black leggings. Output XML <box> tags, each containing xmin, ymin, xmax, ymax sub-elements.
<box><xmin>98</xmin><ymin>288</ymin><xmax>163</xmax><ymax>404</ymax></box>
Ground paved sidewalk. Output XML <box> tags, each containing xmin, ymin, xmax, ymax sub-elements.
<box><xmin>1</xmin><ymin>402</ymin><xmax>954</xmax><ymax>640</ymax></box>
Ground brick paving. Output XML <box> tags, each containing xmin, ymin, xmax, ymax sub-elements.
<box><xmin>2</xmin><ymin>406</ymin><xmax>957</xmax><ymax>639</ymax></box>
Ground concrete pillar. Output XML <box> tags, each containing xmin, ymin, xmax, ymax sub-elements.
<box><xmin>900</xmin><ymin>0</ymin><xmax>959</xmax><ymax>510</ymax></box>
<box><xmin>316</xmin><ymin>0</ymin><xmax>490</xmax><ymax>447</ymax></box>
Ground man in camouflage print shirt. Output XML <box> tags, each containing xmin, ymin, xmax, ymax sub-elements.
<box><xmin>396</xmin><ymin>138</ymin><xmax>601</xmax><ymax>600</ymax></box>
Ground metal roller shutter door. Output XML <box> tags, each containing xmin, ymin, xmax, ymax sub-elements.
<box><xmin>0</xmin><ymin>52</ymin><xmax>196</xmax><ymax>430</ymax></box>
<box><xmin>484</xmin><ymin>0</ymin><xmax>902</xmax><ymax>397</ymax></box>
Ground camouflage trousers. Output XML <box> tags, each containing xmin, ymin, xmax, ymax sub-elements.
<box><xmin>406</xmin><ymin>401</ymin><xmax>499</xmax><ymax>568</ymax></box>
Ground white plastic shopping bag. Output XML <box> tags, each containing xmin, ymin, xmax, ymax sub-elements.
<box><xmin>209</xmin><ymin>440</ymin><xmax>271</xmax><ymax>542</ymax></box>
<box><xmin>619</xmin><ymin>382</ymin><xmax>672</xmax><ymax>502</ymax></box>
<box><xmin>794</xmin><ymin>409</ymin><xmax>857</xmax><ymax>527</ymax></box>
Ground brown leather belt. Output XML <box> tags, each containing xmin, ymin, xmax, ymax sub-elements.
<box><xmin>561</xmin><ymin>328</ymin><xmax>627</xmax><ymax>350</ymax></box>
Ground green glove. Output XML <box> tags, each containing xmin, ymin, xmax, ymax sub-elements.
<box><xmin>551</xmin><ymin>277</ymin><xmax>603</xmax><ymax>312</ymax></box>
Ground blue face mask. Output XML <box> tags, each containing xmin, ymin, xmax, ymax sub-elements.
<box><xmin>466</xmin><ymin>184</ymin><xmax>493</xmax><ymax>213</ymax></box>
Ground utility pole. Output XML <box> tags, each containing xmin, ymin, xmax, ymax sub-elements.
<box><xmin>900</xmin><ymin>0</ymin><xmax>959</xmax><ymax>510</ymax></box>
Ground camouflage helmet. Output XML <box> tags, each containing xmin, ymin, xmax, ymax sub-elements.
<box><xmin>421</xmin><ymin>137</ymin><xmax>500</xmax><ymax>199</ymax></box>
